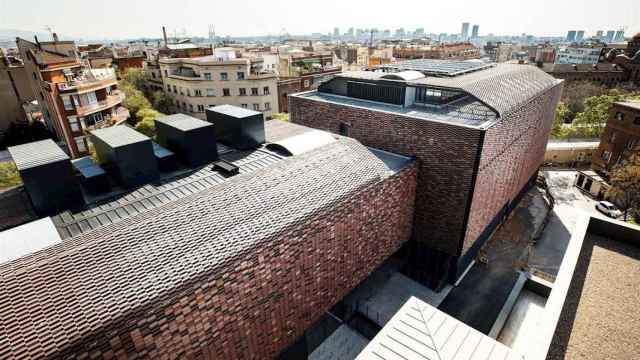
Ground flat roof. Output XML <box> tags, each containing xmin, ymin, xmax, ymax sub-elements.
<box><xmin>155</xmin><ymin>113</ymin><xmax>213</xmax><ymax>131</ymax></box>
<box><xmin>547</xmin><ymin>230</ymin><xmax>640</xmax><ymax>359</ymax></box>
<box><xmin>8</xmin><ymin>139</ymin><xmax>69</xmax><ymax>170</ymax></box>
<box><xmin>615</xmin><ymin>101</ymin><xmax>640</xmax><ymax>111</ymax></box>
<box><xmin>355</xmin><ymin>296</ymin><xmax>519</xmax><ymax>360</ymax></box>
<box><xmin>209</xmin><ymin>104</ymin><xmax>262</xmax><ymax>118</ymax></box>
<box><xmin>296</xmin><ymin>92</ymin><xmax>497</xmax><ymax>129</ymax></box>
<box><xmin>377</xmin><ymin>59</ymin><xmax>495</xmax><ymax>77</ymax></box>
<box><xmin>0</xmin><ymin>217</ymin><xmax>61</xmax><ymax>263</ymax></box>
<box><xmin>90</xmin><ymin>125</ymin><xmax>150</xmax><ymax>147</ymax></box>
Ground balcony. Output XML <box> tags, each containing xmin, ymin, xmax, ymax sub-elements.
<box><xmin>75</xmin><ymin>91</ymin><xmax>125</xmax><ymax>116</ymax></box>
<box><xmin>57</xmin><ymin>68</ymin><xmax>118</xmax><ymax>93</ymax></box>
<box><xmin>248</xmin><ymin>71</ymin><xmax>277</xmax><ymax>80</ymax></box>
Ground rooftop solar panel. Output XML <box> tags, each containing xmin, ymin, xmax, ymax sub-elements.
<box><xmin>377</xmin><ymin>59</ymin><xmax>495</xmax><ymax>77</ymax></box>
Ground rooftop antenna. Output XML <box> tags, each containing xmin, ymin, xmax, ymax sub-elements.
<box><xmin>44</xmin><ymin>25</ymin><xmax>54</xmax><ymax>40</ymax></box>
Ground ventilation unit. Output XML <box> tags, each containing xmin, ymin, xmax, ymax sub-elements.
<box><xmin>206</xmin><ymin>105</ymin><xmax>265</xmax><ymax>150</ymax></box>
<box><xmin>212</xmin><ymin>160</ymin><xmax>239</xmax><ymax>176</ymax></box>
<box><xmin>8</xmin><ymin>139</ymin><xmax>83</xmax><ymax>215</ymax></box>
<box><xmin>90</xmin><ymin>126</ymin><xmax>159</xmax><ymax>187</ymax></box>
<box><xmin>155</xmin><ymin>113</ymin><xmax>218</xmax><ymax>167</ymax></box>
<box><xmin>71</xmin><ymin>156</ymin><xmax>111</xmax><ymax>194</ymax></box>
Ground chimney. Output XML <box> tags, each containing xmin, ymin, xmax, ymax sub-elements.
<box><xmin>162</xmin><ymin>26</ymin><xmax>168</xmax><ymax>47</ymax></box>
<box><xmin>53</xmin><ymin>33</ymin><xmax>59</xmax><ymax>43</ymax></box>
<box><xmin>34</xmin><ymin>35</ymin><xmax>41</xmax><ymax>49</ymax></box>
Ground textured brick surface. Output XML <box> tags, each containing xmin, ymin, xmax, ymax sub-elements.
<box><xmin>463</xmin><ymin>84</ymin><xmax>563</xmax><ymax>254</ymax></box>
<box><xmin>290</xmin><ymin>95</ymin><xmax>481</xmax><ymax>256</ymax></box>
<box><xmin>0</xmin><ymin>126</ymin><xmax>417</xmax><ymax>359</ymax></box>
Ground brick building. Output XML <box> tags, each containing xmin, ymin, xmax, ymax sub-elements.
<box><xmin>592</xmin><ymin>101</ymin><xmax>640</xmax><ymax>173</ymax></box>
<box><xmin>289</xmin><ymin>59</ymin><xmax>562</xmax><ymax>287</ymax></box>
<box><xmin>393</xmin><ymin>42</ymin><xmax>480</xmax><ymax>60</ymax></box>
<box><xmin>0</xmin><ymin>115</ymin><xmax>417</xmax><ymax>358</ymax></box>
<box><xmin>277</xmin><ymin>67</ymin><xmax>341</xmax><ymax>113</ymax></box>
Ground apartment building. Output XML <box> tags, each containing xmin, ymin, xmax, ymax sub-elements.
<box><xmin>0</xmin><ymin>52</ymin><xmax>35</xmax><ymax>130</ymax></box>
<box><xmin>158</xmin><ymin>56</ymin><xmax>279</xmax><ymax>118</ymax></box>
<box><xmin>394</xmin><ymin>43</ymin><xmax>481</xmax><ymax>60</ymax></box>
<box><xmin>592</xmin><ymin>101</ymin><xmax>640</xmax><ymax>173</ymax></box>
<box><xmin>16</xmin><ymin>37</ymin><xmax>128</xmax><ymax>157</ymax></box>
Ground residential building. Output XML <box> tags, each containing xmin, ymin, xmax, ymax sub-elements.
<box><xmin>0</xmin><ymin>52</ymin><xmax>35</xmax><ymax>130</ymax></box>
<box><xmin>484</xmin><ymin>42</ymin><xmax>514</xmax><ymax>62</ymax></box>
<box><xmin>461</xmin><ymin>22</ymin><xmax>470</xmax><ymax>40</ymax></box>
<box><xmin>534</xmin><ymin>44</ymin><xmax>557</xmax><ymax>64</ymax></box>
<box><xmin>277</xmin><ymin>51</ymin><xmax>335</xmax><ymax>77</ymax></box>
<box><xmin>592</xmin><ymin>101</ymin><xmax>640</xmax><ymax>173</ymax></box>
<box><xmin>394</xmin><ymin>43</ymin><xmax>480</xmax><ymax>60</ymax></box>
<box><xmin>289</xmin><ymin>59</ymin><xmax>562</xmax><ymax>287</ymax></box>
<box><xmin>79</xmin><ymin>44</ymin><xmax>145</xmax><ymax>74</ymax></box>
<box><xmin>471</xmin><ymin>24</ymin><xmax>479</xmax><ymax>39</ymax></box>
<box><xmin>277</xmin><ymin>66</ymin><xmax>341</xmax><ymax>113</ymax></box>
<box><xmin>16</xmin><ymin>37</ymin><xmax>127</xmax><ymax>157</ymax></box>
<box><xmin>554</xmin><ymin>46</ymin><xmax>602</xmax><ymax>64</ymax></box>
<box><xmin>541</xmin><ymin>63</ymin><xmax>626</xmax><ymax>86</ymax></box>
<box><xmin>158</xmin><ymin>55</ymin><xmax>279</xmax><ymax>118</ymax></box>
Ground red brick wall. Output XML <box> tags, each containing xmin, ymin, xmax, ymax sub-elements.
<box><xmin>289</xmin><ymin>96</ymin><xmax>482</xmax><ymax>256</ymax></box>
<box><xmin>462</xmin><ymin>84</ymin><xmax>563</xmax><ymax>254</ymax></box>
<box><xmin>50</xmin><ymin>165</ymin><xmax>417</xmax><ymax>359</ymax></box>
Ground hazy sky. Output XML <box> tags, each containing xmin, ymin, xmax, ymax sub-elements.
<box><xmin>1</xmin><ymin>0</ymin><xmax>639</xmax><ymax>40</ymax></box>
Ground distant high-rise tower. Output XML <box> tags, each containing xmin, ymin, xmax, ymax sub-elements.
<box><xmin>606</xmin><ymin>30</ymin><xmax>616</xmax><ymax>43</ymax></box>
<box><xmin>333</xmin><ymin>27</ymin><xmax>340</xmax><ymax>38</ymax></box>
<box><xmin>208</xmin><ymin>24</ymin><xmax>215</xmax><ymax>43</ymax></box>
<box><xmin>576</xmin><ymin>30</ymin><xmax>585</xmax><ymax>42</ymax></box>
<box><xmin>596</xmin><ymin>30</ymin><xmax>604</xmax><ymax>39</ymax></box>
<box><xmin>461</xmin><ymin>22</ymin><xmax>470</xmax><ymax>40</ymax></box>
<box><xmin>471</xmin><ymin>25</ymin><xmax>479</xmax><ymax>39</ymax></box>
<box><xmin>614</xmin><ymin>30</ymin><xmax>625</xmax><ymax>42</ymax></box>
<box><xmin>566</xmin><ymin>30</ymin><xmax>577</xmax><ymax>42</ymax></box>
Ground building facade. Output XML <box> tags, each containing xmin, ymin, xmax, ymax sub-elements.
<box><xmin>277</xmin><ymin>68</ymin><xmax>340</xmax><ymax>113</ymax></box>
<box><xmin>555</xmin><ymin>46</ymin><xmax>603</xmax><ymax>64</ymax></box>
<box><xmin>158</xmin><ymin>56</ymin><xmax>279</xmax><ymax>119</ymax></box>
<box><xmin>0</xmin><ymin>52</ymin><xmax>35</xmax><ymax>130</ymax></box>
<box><xmin>16</xmin><ymin>37</ymin><xmax>127</xmax><ymax>157</ymax></box>
<box><xmin>592</xmin><ymin>101</ymin><xmax>640</xmax><ymax>173</ymax></box>
<box><xmin>290</xmin><ymin>61</ymin><xmax>562</xmax><ymax>287</ymax></box>
<box><xmin>394</xmin><ymin>43</ymin><xmax>480</xmax><ymax>60</ymax></box>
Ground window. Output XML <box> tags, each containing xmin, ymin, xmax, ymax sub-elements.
<box><xmin>167</xmin><ymin>84</ymin><xmax>171</xmax><ymax>92</ymax></box>
<box><xmin>239</xmin><ymin>88</ymin><xmax>247</xmax><ymax>96</ymax></box>
<box><xmin>204</xmin><ymin>72</ymin><xmax>212</xmax><ymax>80</ymax></box>
<box><xmin>197</xmin><ymin>105</ymin><xmax>205</xmax><ymax>112</ymax></box>
<box><xmin>635</xmin><ymin>116</ymin><xmax>640</xmax><ymax>126</ymax></box>
<box><xmin>220</xmin><ymin>72</ymin><xmax>228</xmax><ymax>81</ymax></box>
<box><xmin>339</xmin><ymin>121</ymin><xmax>351</xmax><ymax>136</ymax></box>
<box><xmin>263</xmin><ymin>86</ymin><xmax>270</xmax><ymax>95</ymax></box>
<box><xmin>237</xmin><ymin>72</ymin><xmax>245</xmax><ymax>80</ymax></box>
<box><xmin>253</xmin><ymin>103</ymin><xmax>260</xmax><ymax>111</ymax></box>
<box><xmin>75</xmin><ymin>137</ymin><xmax>87</xmax><ymax>153</ymax></box>
<box><xmin>241</xmin><ymin>104</ymin><xmax>248</xmax><ymax>109</ymax></box>
<box><xmin>173</xmin><ymin>85</ymin><xmax>177</xmax><ymax>93</ymax></box>
<box><xmin>303</xmin><ymin>79</ymin><xmax>310</xmax><ymax>88</ymax></box>
<box><xmin>186</xmin><ymin>89</ymin><xmax>191</xmax><ymax>97</ymax></box>
<box><xmin>264</xmin><ymin>102</ymin><xmax>271</xmax><ymax>110</ymax></box>
<box><xmin>189</xmin><ymin>104</ymin><xmax>194</xmax><ymax>112</ymax></box>
<box><xmin>182</xmin><ymin>102</ymin><xmax>187</xmax><ymax>110</ymax></box>
<box><xmin>206</xmin><ymin>89</ymin><xmax>215</xmax><ymax>97</ymax></box>
<box><xmin>616</xmin><ymin>111</ymin><xmax>624</xmax><ymax>121</ymax></box>
<box><xmin>223</xmin><ymin>88</ymin><xmax>230</xmax><ymax>96</ymax></box>
<box><xmin>62</xmin><ymin>96</ymin><xmax>74</xmax><ymax>111</ymax></box>
<box><xmin>151</xmin><ymin>72</ymin><xmax>156</xmax><ymax>79</ymax></box>
<box><xmin>251</xmin><ymin>87</ymin><xmax>259</xmax><ymax>96</ymax></box>
<box><xmin>194</xmin><ymin>89</ymin><xmax>201</xmax><ymax>97</ymax></box>
<box><xmin>68</xmin><ymin>116</ymin><xmax>80</xmax><ymax>132</ymax></box>
<box><xmin>602</xmin><ymin>150</ymin><xmax>612</xmax><ymax>163</ymax></box>
<box><xmin>164</xmin><ymin>70</ymin><xmax>168</xmax><ymax>77</ymax></box>
<box><xmin>179</xmin><ymin>87</ymin><xmax>184</xmax><ymax>95</ymax></box>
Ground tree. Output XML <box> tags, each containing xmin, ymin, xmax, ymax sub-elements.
<box><xmin>122</xmin><ymin>84</ymin><xmax>152</xmax><ymax>123</ymax></box>
<box><xmin>271</xmin><ymin>113</ymin><xmax>290</xmax><ymax>122</ymax></box>
<box><xmin>571</xmin><ymin>90</ymin><xmax>626</xmax><ymax>138</ymax></box>
<box><xmin>551</xmin><ymin>102</ymin><xmax>572</xmax><ymax>139</ymax></box>
<box><xmin>0</xmin><ymin>162</ymin><xmax>21</xmax><ymax>189</ymax></box>
<box><xmin>120</xmin><ymin>68</ymin><xmax>146</xmax><ymax>90</ymax></box>
<box><xmin>151</xmin><ymin>91</ymin><xmax>174</xmax><ymax>114</ymax></box>
<box><xmin>133</xmin><ymin>108</ymin><xmax>163</xmax><ymax>138</ymax></box>
<box><xmin>607</xmin><ymin>155</ymin><xmax>640</xmax><ymax>221</ymax></box>
<box><xmin>561</xmin><ymin>81</ymin><xmax>607</xmax><ymax>117</ymax></box>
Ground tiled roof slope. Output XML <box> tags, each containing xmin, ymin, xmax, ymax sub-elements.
<box><xmin>356</xmin><ymin>297</ymin><xmax>522</xmax><ymax>360</ymax></box>
<box><xmin>413</xmin><ymin>64</ymin><xmax>561</xmax><ymax>117</ymax></box>
<box><xmin>0</xmin><ymin>121</ymin><xmax>411</xmax><ymax>359</ymax></box>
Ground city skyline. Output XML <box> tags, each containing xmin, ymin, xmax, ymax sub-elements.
<box><xmin>1</xmin><ymin>0</ymin><xmax>639</xmax><ymax>41</ymax></box>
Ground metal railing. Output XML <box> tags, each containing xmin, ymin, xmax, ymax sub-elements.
<box><xmin>75</xmin><ymin>91</ymin><xmax>125</xmax><ymax>116</ymax></box>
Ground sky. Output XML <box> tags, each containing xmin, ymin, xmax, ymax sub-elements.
<box><xmin>1</xmin><ymin>0</ymin><xmax>639</xmax><ymax>40</ymax></box>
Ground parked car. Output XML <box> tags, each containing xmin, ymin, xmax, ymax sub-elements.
<box><xmin>595</xmin><ymin>201</ymin><xmax>622</xmax><ymax>218</ymax></box>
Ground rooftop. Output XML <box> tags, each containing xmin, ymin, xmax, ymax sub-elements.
<box><xmin>211</xmin><ymin>104</ymin><xmax>262</xmax><ymax>118</ymax></box>
<box><xmin>0</xmin><ymin>121</ymin><xmax>415</xmax><ymax>358</ymax></box>
<box><xmin>376</xmin><ymin>59</ymin><xmax>495</xmax><ymax>77</ymax></box>
<box><xmin>8</xmin><ymin>139</ymin><xmax>69</xmax><ymax>170</ymax></box>
<box><xmin>91</xmin><ymin>125</ymin><xmax>151</xmax><ymax>147</ymax></box>
<box><xmin>155</xmin><ymin>113</ymin><xmax>212</xmax><ymax>131</ymax></box>
<box><xmin>355</xmin><ymin>296</ymin><xmax>520</xmax><ymax>360</ymax></box>
<box><xmin>615</xmin><ymin>101</ymin><xmax>640</xmax><ymax>111</ymax></box>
